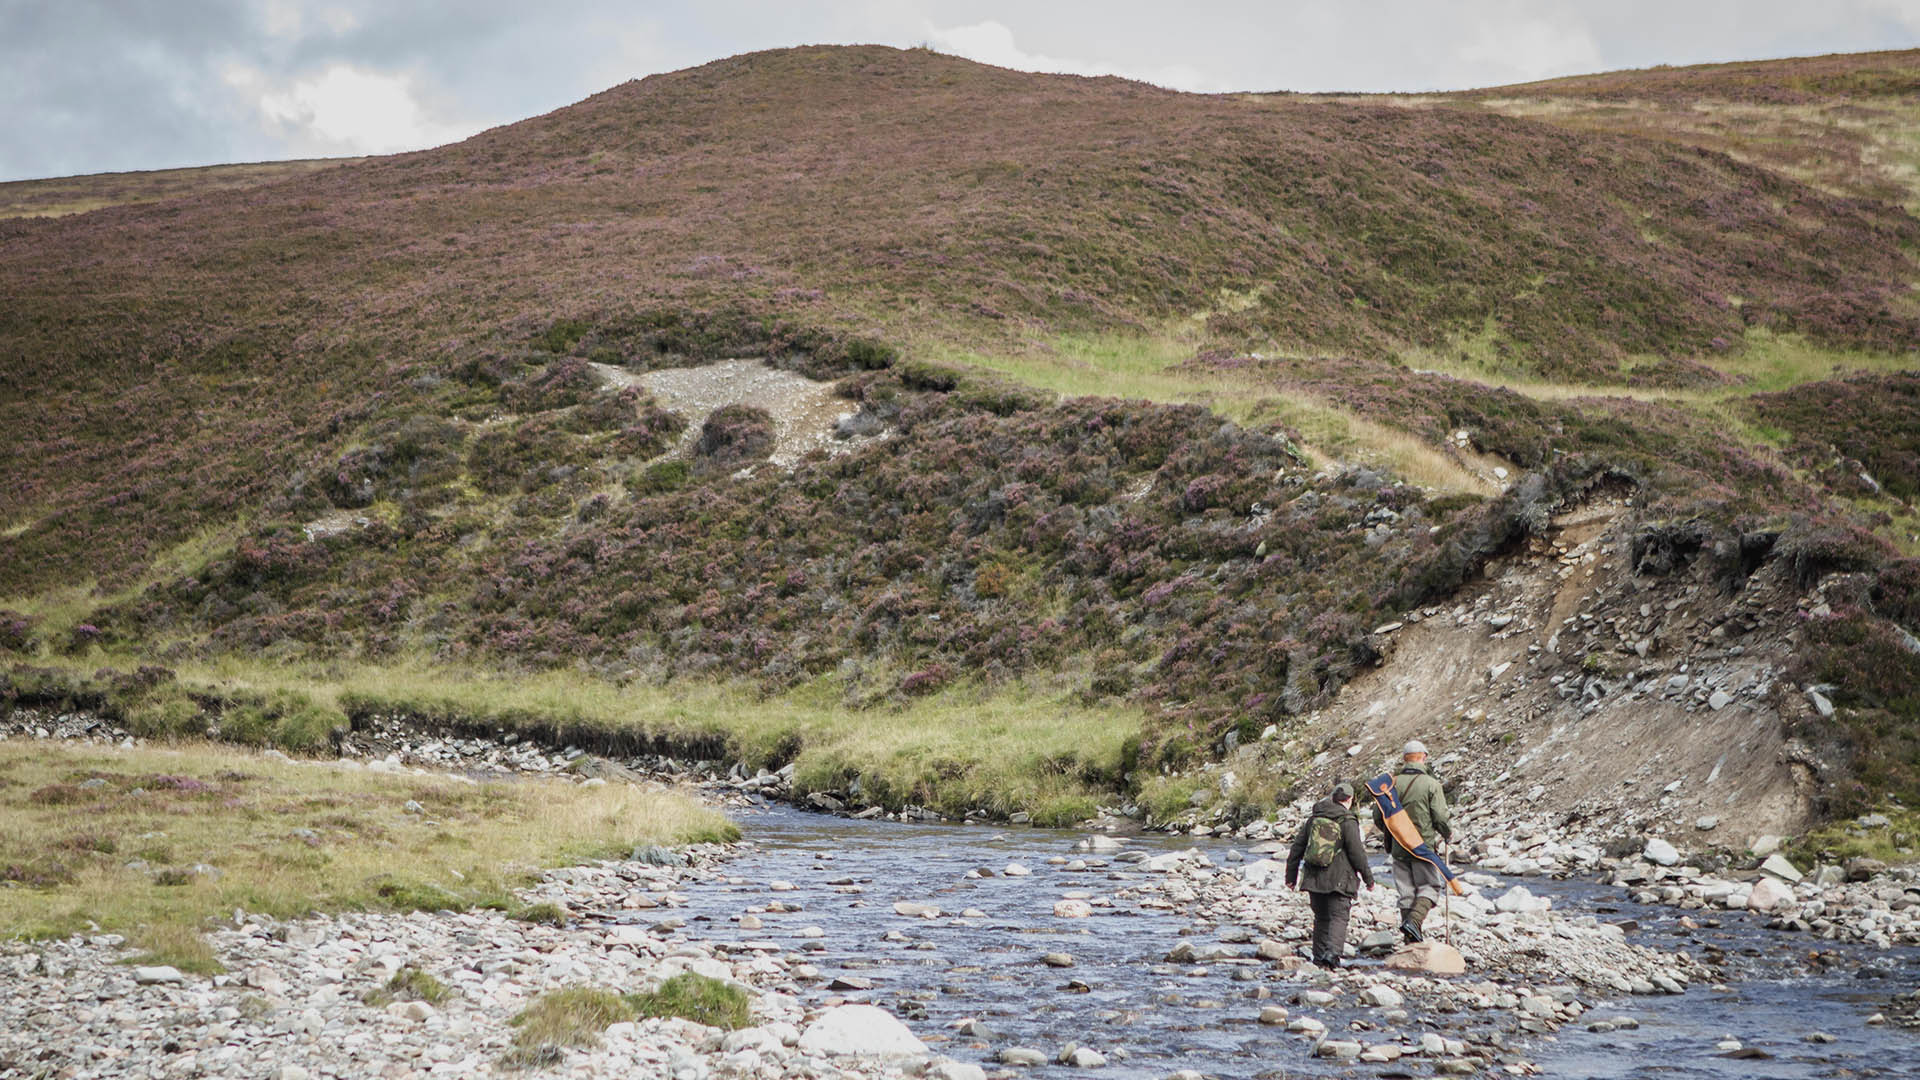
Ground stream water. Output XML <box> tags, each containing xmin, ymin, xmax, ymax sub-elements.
<box><xmin>643</xmin><ymin>804</ymin><xmax>1915</xmax><ymax>1078</ymax></box>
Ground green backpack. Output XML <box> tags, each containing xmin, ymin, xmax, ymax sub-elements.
<box><xmin>1304</xmin><ymin>814</ymin><xmax>1344</xmax><ymax>868</ymax></box>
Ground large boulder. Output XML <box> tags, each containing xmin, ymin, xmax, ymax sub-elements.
<box><xmin>1385</xmin><ymin>941</ymin><xmax>1466</xmax><ymax>975</ymax></box>
<box><xmin>1240</xmin><ymin>858</ymin><xmax>1288</xmax><ymax>890</ymax></box>
<box><xmin>1758</xmin><ymin>854</ymin><xmax>1803</xmax><ymax>883</ymax></box>
<box><xmin>1642</xmin><ymin>837</ymin><xmax>1681</xmax><ymax>866</ymax></box>
<box><xmin>1746</xmin><ymin>876</ymin><xmax>1795</xmax><ymax>913</ymax></box>
<box><xmin>796</xmin><ymin>1004</ymin><xmax>929</xmax><ymax>1057</ymax></box>
<box><xmin>1494</xmin><ymin>885</ymin><xmax>1550</xmax><ymax>915</ymax></box>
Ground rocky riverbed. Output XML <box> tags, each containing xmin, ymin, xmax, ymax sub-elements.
<box><xmin>5</xmin><ymin>708</ymin><xmax>1917</xmax><ymax>1079</ymax></box>
<box><xmin>0</xmin><ymin>854</ymin><xmax>991</xmax><ymax>1080</ymax></box>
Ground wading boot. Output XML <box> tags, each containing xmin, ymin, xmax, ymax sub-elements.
<box><xmin>1401</xmin><ymin>896</ymin><xmax>1434</xmax><ymax>944</ymax></box>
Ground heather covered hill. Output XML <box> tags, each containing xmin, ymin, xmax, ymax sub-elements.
<box><xmin>3</xmin><ymin>45</ymin><xmax>1919</xmax><ymax>823</ymax></box>
<box><xmin>6</xmin><ymin>45</ymin><xmax>1920</xmax><ymax>593</ymax></box>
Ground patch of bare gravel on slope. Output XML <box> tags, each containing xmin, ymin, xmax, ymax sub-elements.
<box><xmin>592</xmin><ymin>359</ymin><xmax>881</xmax><ymax>468</ymax></box>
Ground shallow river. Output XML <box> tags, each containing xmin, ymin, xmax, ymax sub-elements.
<box><xmin>646</xmin><ymin>804</ymin><xmax>1914</xmax><ymax>1078</ymax></box>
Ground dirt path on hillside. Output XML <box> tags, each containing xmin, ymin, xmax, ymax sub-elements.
<box><xmin>592</xmin><ymin>360</ymin><xmax>875</xmax><ymax>468</ymax></box>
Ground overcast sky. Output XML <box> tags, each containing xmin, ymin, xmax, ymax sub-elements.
<box><xmin>4</xmin><ymin>0</ymin><xmax>1920</xmax><ymax>182</ymax></box>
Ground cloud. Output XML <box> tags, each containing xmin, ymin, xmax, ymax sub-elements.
<box><xmin>223</xmin><ymin>61</ymin><xmax>480</xmax><ymax>156</ymax></box>
<box><xmin>1454</xmin><ymin>6</ymin><xmax>1605</xmax><ymax>86</ymax></box>
<box><xmin>925</xmin><ymin>19</ymin><xmax>1224</xmax><ymax>92</ymax></box>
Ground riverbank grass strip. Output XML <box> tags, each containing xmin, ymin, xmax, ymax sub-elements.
<box><xmin>0</xmin><ymin>739</ymin><xmax>735</xmax><ymax>947</ymax></box>
<box><xmin>25</xmin><ymin>654</ymin><xmax>1139</xmax><ymax>823</ymax></box>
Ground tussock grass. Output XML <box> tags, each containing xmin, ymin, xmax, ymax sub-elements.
<box><xmin>628</xmin><ymin>973</ymin><xmax>751</xmax><ymax>1029</ymax></box>
<box><xmin>364</xmin><ymin>966</ymin><xmax>453</xmax><ymax>1007</ymax></box>
<box><xmin>510</xmin><ymin>987</ymin><xmax>636</xmax><ymax>1050</ymax></box>
<box><xmin>505</xmin><ymin>974</ymin><xmax>750</xmax><ymax>1056</ymax></box>
<box><xmin>122</xmin><ymin>921</ymin><xmax>224</xmax><ymax>975</ymax></box>
<box><xmin>0</xmin><ymin>738</ymin><xmax>731</xmax><ymax>945</ymax></box>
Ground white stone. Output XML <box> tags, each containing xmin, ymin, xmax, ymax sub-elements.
<box><xmin>1758</xmin><ymin>854</ymin><xmax>1803</xmax><ymax>883</ymax></box>
<box><xmin>1002</xmin><ymin>863</ymin><xmax>1031</xmax><ymax>877</ymax></box>
<box><xmin>1316</xmin><ymin>1040</ymin><xmax>1364</xmax><ymax>1060</ymax></box>
<box><xmin>1360</xmin><ymin>984</ymin><xmax>1404</xmax><ymax>1009</ymax></box>
<box><xmin>1239</xmin><ymin>858</ymin><xmax>1288</xmax><ymax>890</ymax></box>
<box><xmin>1053</xmin><ymin>900</ymin><xmax>1093</xmax><ymax>919</ymax></box>
<box><xmin>1494</xmin><ymin>885</ymin><xmax>1550</xmax><ymax>914</ymax></box>
<box><xmin>1064</xmin><ymin>1047</ymin><xmax>1106</xmax><ymax>1068</ymax></box>
<box><xmin>795</xmin><ymin>1004</ymin><xmax>929</xmax><ymax>1057</ymax></box>
<box><xmin>131</xmin><ymin>966</ymin><xmax>185</xmax><ymax>985</ymax></box>
<box><xmin>927</xmin><ymin>1062</ymin><xmax>988</xmax><ymax>1080</ymax></box>
<box><xmin>1747</xmin><ymin>877</ymin><xmax>1795</xmax><ymax>913</ymax></box>
<box><xmin>1643</xmin><ymin>837</ymin><xmax>1681</xmax><ymax>866</ymax></box>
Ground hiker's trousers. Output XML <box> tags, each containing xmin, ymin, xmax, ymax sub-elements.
<box><xmin>1390</xmin><ymin>851</ymin><xmax>1445</xmax><ymax>910</ymax></box>
<box><xmin>1307</xmin><ymin>890</ymin><xmax>1353</xmax><ymax>964</ymax></box>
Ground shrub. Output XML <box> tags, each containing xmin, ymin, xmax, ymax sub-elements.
<box><xmin>0</xmin><ymin>610</ymin><xmax>36</xmax><ymax>653</ymax></box>
<box><xmin>504</xmin><ymin>357</ymin><xmax>602</xmax><ymax>413</ymax></box>
<box><xmin>628</xmin><ymin>459</ymin><xmax>692</xmax><ymax>495</ymax></box>
<box><xmin>693</xmin><ymin>405</ymin><xmax>775</xmax><ymax>469</ymax></box>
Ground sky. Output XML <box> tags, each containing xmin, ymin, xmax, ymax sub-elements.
<box><xmin>4</xmin><ymin>1</ymin><xmax>1920</xmax><ymax>182</ymax></box>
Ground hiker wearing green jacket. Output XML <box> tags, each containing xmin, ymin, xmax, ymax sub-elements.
<box><xmin>1285</xmin><ymin>781</ymin><xmax>1377</xmax><ymax>968</ymax></box>
<box><xmin>1373</xmin><ymin>739</ymin><xmax>1452</xmax><ymax>943</ymax></box>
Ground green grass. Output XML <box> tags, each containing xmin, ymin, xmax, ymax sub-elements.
<box><xmin>509</xmin><ymin>987</ymin><xmax>638</xmax><ymax>1051</ymax></box>
<box><xmin>919</xmin><ymin>332</ymin><xmax>1497</xmax><ymax>494</ymax></box>
<box><xmin>103</xmin><ymin>654</ymin><xmax>1140</xmax><ymax>822</ymax></box>
<box><xmin>121</xmin><ymin>921</ymin><xmax>225</xmax><ymax>976</ymax></box>
<box><xmin>1788</xmin><ymin>808</ymin><xmax>1919</xmax><ymax>866</ymax></box>
<box><xmin>627</xmin><ymin>973</ymin><xmax>751</xmax><ymax>1029</ymax></box>
<box><xmin>1408</xmin><ymin>326</ymin><xmax>1917</xmax><ymax>401</ymax></box>
<box><xmin>0</xmin><ymin>738</ymin><xmax>733</xmax><ymax>950</ymax></box>
<box><xmin>512</xmin><ymin>901</ymin><xmax>571</xmax><ymax>927</ymax></box>
<box><xmin>365</xmin><ymin>965</ymin><xmax>453</xmax><ymax>1007</ymax></box>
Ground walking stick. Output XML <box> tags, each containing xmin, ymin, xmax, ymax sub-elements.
<box><xmin>1441</xmin><ymin>840</ymin><xmax>1452</xmax><ymax>946</ymax></box>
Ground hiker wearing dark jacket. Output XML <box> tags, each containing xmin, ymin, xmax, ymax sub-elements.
<box><xmin>1371</xmin><ymin>739</ymin><xmax>1452</xmax><ymax>943</ymax></box>
<box><xmin>1285</xmin><ymin>781</ymin><xmax>1377</xmax><ymax>968</ymax></box>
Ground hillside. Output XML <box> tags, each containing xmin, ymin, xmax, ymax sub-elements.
<box><xmin>2</xmin><ymin>45</ymin><xmax>1917</xmax><ymax>831</ymax></box>
<box><xmin>0</xmin><ymin>157</ymin><xmax>365</xmax><ymax>219</ymax></box>
<box><xmin>1451</xmin><ymin>49</ymin><xmax>1920</xmax><ymax>211</ymax></box>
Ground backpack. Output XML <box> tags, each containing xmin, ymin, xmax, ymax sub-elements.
<box><xmin>1304</xmin><ymin>814</ymin><xmax>1343</xmax><ymax>868</ymax></box>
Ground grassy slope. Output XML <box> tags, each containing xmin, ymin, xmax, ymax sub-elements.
<box><xmin>1444</xmin><ymin>48</ymin><xmax>1920</xmax><ymax>211</ymax></box>
<box><xmin>2</xmin><ymin>45</ymin><xmax>1917</xmax><ymax>822</ymax></box>
<box><xmin>0</xmin><ymin>738</ymin><xmax>731</xmax><ymax>955</ymax></box>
